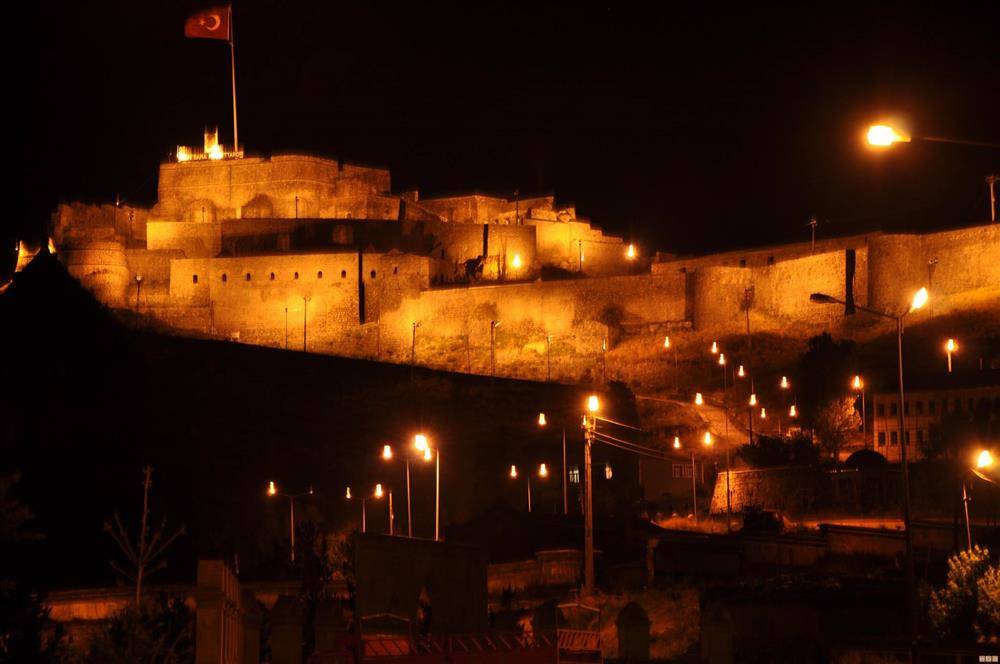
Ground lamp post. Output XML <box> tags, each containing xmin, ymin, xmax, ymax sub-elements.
<box><xmin>381</xmin><ymin>444</ymin><xmax>414</xmax><ymax>538</ymax></box>
<box><xmin>945</xmin><ymin>338</ymin><xmax>958</xmax><ymax>374</ymax></box>
<box><xmin>302</xmin><ymin>296</ymin><xmax>310</xmax><ymax>351</ymax></box>
<box><xmin>134</xmin><ymin>275</ymin><xmax>143</xmax><ymax>314</ymax></box>
<box><xmin>810</xmin><ymin>286</ymin><xmax>928</xmax><ymax>647</ymax></box>
<box><xmin>267</xmin><ymin>481</ymin><xmax>314</xmax><ymax>562</ymax></box>
<box><xmin>411</xmin><ymin>322</ymin><xmax>421</xmax><ymax>383</ymax></box>
<box><xmin>546</xmin><ymin>335</ymin><xmax>552</xmax><ymax>382</ymax></box>
<box><xmin>582</xmin><ymin>395</ymin><xmax>599</xmax><ymax>594</ymax></box>
<box><xmin>538</xmin><ymin>413</ymin><xmax>568</xmax><ymax>514</ymax></box>
<box><xmin>490</xmin><ymin>320</ymin><xmax>501</xmax><ymax>377</ymax></box>
<box><xmin>284</xmin><ymin>306</ymin><xmax>289</xmax><ymax>349</ymax></box>
<box><xmin>414</xmin><ymin>433</ymin><xmax>439</xmax><ymax>541</ymax></box>
<box><xmin>716</xmin><ymin>352</ymin><xmax>732</xmax><ymax>530</ymax></box>
<box><xmin>852</xmin><ymin>375</ymin><xmax>867</xmax><ymax>445</ymax></box>
<box><xmin>674</xmin><ymin>436</ymin><xmax>700</xmax><ymax>521</ymax></box>
<box><xmin>664</xmin><ymin>336</ymin><xmax>678</xmax><ymax>393</ymax></box>
<box><xmin>967</xmin><ymin>450</ymin><xmax>997</xmax><ymax>549</ymax></box>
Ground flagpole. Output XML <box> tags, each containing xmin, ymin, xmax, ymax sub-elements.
<box><xmin>229</xmin><ymin>6</ymin><xmax>239</xmax><ymax>155</ymax></box>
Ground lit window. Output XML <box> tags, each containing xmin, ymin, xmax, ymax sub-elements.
<box><xmin>192</xmin><ymin>274</ymin><xmax>198</xmax><ymax>284</ymax></box>
<box><xmin>569</xmin><ymin>466</ymin><xmax>580</xmax><ymax>484</ymax></box>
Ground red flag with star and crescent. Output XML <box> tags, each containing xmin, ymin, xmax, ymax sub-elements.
<box><xmin>184</xmin><ymin>6</ymin><xmax>231</xmax><ymax>41</ymax></box>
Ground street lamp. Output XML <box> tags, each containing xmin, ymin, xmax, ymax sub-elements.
<box><xmin>266</xmin><ymin>481</ymin><xmax>314</xmax><ymax>562</ymax></box>
<box><xmin>372</xmin><ymin>483</ymin><xmax>393</xmax><ymax>535</ymax></box>
<box><xmin>694</xmin><ymin>392</ymin><xmax>703</xmax><ymax>406</ymax></box>
<box><xmin>674</xmin><ymin>436</ymin><xmax>699</xmax><ymax>521</ymax></box>
<box><xmin>382</xmin><ymin>443</ymin><xmax>417</xmax><ymax>537</ymax></box>
<box><xmin>581</xmin><ymin>394</ymin><xmax>600</xmax><ymax>594</ymax></box>
<box><xmin>663</xmin><ymin>335</ymin><xmax>678</xmax><ymax>393</ymax></box>
<box><xmin>945</xmin><ymin>338</ymin><xmax>958</xmax><ymax>374</ymax></box>
<box><xmin>853</xmin><ymin>375</ymin><xmax>867</xmax><ymax>444</ymax></box>
<box><xmin>537</xmin><ymin>412</ymin><xmax>569</xmax><ymax>514</ymax></box>
<box><xmin>411</xmin><ymin>322</ymin><xmax>421</xmax><ymax>383</ymax></box>
<box><xmin>346</xmin><ymin>485</ymin><xmax>374</xmax><ymax>533</ymax></box>
<box><xmin>409</xmin><ymin>433</ymin><xmax>440</xmax><ymax>541</ymax></box>
<box><xmin>810</xmin><ymin>286</ymin><xmax>928</xmax><ymax>644</ymax></box>
<box><xmin>710</xmin><ymin>341</ymin><xmax>718</xmax><ymax>355</ymax></box>
<box><xmin>490</xmin><ymin>320</ymin><xmax>501</xmax><ymax>377</ymax></box>
<box><xmin>962</xmin><ymin>449</ymin><xmax>998</xmax><ymax>550</ymax></box>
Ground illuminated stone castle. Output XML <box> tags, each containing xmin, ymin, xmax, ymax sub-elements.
<box><xmin>47</xmin><ymin>133</ymin><xmax>1000</xmax><ymax>382</ymax></box>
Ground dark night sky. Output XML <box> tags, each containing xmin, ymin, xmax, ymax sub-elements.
<box><xmin>11</xmin><ymin>1</ymin><xmax>999</xmax><ymax>259</ymax></box>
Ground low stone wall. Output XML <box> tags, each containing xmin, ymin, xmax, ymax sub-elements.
<box><xmin>710</xmin><ymin>467</ymin><xmax>824</xmax><ymax>514</ymax></box>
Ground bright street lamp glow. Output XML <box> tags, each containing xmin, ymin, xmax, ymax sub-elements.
<box><xmin>587</xmin><ymin>395</ymin><xmax>600</xmax><ymax>413</ymax></box>
<box><xmin>345</xmin><ymin>487</ymin><xmax>352</xmax><ymax>500</ymax></box>
<box><xmin>626</xmin><ymin>244</ymin><xmax>637</xmax><ymax>260</ymax></box>
<box><xmin>718</xmin><ymin>353</ymin><xmax>726</xmax><ymax>366</ymax></box>
<box><xmin>374</xmin><ymin>483</ymin><xmax>384</xmax><ymax>498</ymax></box>
<box><xmin>853</xmin><ymin>375</ymin><xmax>864</xmax><ymax>390</ymax></box>
<box><xmin>703</xmin><ymin>432</ymin><xmax>713</xmax><ymax>446</ymax></box>
<box><xmin>414</xmin><ymin>434</ymin><xmax>428</xmax><ymax>452</ymax></box>
<box><xmin>749</xmin><ymin>393</ymin><xmax>757</xmax><ymax>406</ymax></box>
<box><xmin>977</xmin><ymin>450</ymin><xmax>994</xmax><ymax>470</ymax></box>
<box><xmin>910</xmin><ymin>287</ymin><xmax>928</xmax><ymax>311</ymax></box>
<box><xmin>867</xmin><ymin>124</ymin><xmax>910</xmax><ymax>147</ymax></box>
<box><xmin>423</xmin><ymin>447</ymin><xmax>432</xmax><ymax>462</ymax></box>
<box><xmin>538</xmin><ymin>412</ymin><xmax>547</xmax><ymax>426</ymax></box>
<box><xmin>789</xmin><ymin>404</ymin><xmax>798</xmax><ymax>418</ymax></box>
<box><xmin>946</xmin><ymin>338</ymin><xmax>958</xmax><ymax>353</ymax></box>
<box><xmin>267</xmin><ymin>481</ymin><xmax>277</xmax><ymax>497</ymax></box>
<box><xmin>710</xmin><ymin>341</ymin><xmax>718</xmax><ymax>354</ymax></box>
<box><xmin>663</xmin><ymin>336</ymin><xmax>670</xmax><ymax>349</ymax></box>
<box><xmin>780</xmin><ymin>376</ymin><xmax>789</xmax><ymax>389</ymax></box>
<box><xmin>673</xmin><ymin>436</ymin><xmax>681</xmax><ymax>449</ymax></box>
<box><xmin>737</xmin><ymin>365</ymin><xmax>745</xmax><ymax>378</ymax></box>
<box><xmin>509</xmin><ymin>464</ymin><xmax>518</xmax><ymax>479</ymax></box>
<box><xmin>760</xmin><ymin>408</ymin><xmax>767</xmax><ymax>419</ymax></box>
<box><xmin>382</xmin><ymin>444</ymin><xmax>393</xmax><ymax>460</ymax></box>
<box><xmin>539</xmin><ymin>463</ymin><xmax>549</xmax><ymax>478</ymax></box>
<box><xmin>511</xmin><ymin>254</ymin><xmax>522</xmax><ymax>269</ymax></box>
<box><xmin>695</xmin><ymin>392</ymin><xmax>704</xmax><ymax>406</ymax></box>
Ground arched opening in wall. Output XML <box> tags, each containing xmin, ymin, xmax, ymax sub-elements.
<box><xmin>192</xmin><ymin>274</ymin><xmax>198</xmax><ymax>284</ymax></box>
<box><xmin>767</xmin><ymin>256</ymin><xmax>775</xmax><ymax>265</ymax></box>
<box><xmin>393</xmin><ymin>266</ymin><xmax>398</xmax><ymax>274</ymax></box>
<box><xmin>370</xmin><ymin>270</ymin><xmax>377</xmax><ymax>279</ymax></box>
<box><xmin>341</xmin><ymin>270</ymin><xmax>347</xmax><ymax>279</ymax></box>
<box><xmin>245</xmin><ymin>273</ymin><xmax>251</xmax><ymax>281</ymax></box>
<box><xmin>317</xmin><ymin>271</ymin><xmax>323</xmax><ymax>279</ymax></box>
<box><xmin>270</xmin><ymin>272</ymin><xmax>275</xmax><ymax>281</ymax></box>
<box><xmin>294</xmin><ymin>272</ymin><xmax>299</xmax><ymax>280</ymax></box>
<box><xmin>221</xmin><ymin>274</ymin><xmax>228</xmax><ymax>282</ymax></box>
<box><xmin>739</xmin><ymin>259</ymin><xmax>746</xmax><ymax>268</ymax></box>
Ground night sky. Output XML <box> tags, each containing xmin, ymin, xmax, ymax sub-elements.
<box><xmin>12</xmin><ymin>1</ymin><xmax>999</xmax><ymax>259</ymax></box>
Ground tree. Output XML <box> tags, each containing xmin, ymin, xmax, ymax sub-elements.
<box><xmin>813</xmin><ymin>397</ymin><xmax>861</xmax><ymax>461</ymax></box>
<box><xmin>796</xmin><ymin>333</ymin><xmax>857</xmax><ymax>431</ymax></box>
<box><xmin>928</xmin><ymin>545</ymin><xmax>1000</xmax><ymax>642</ymax></box>
<box><xmin>736</xmin><ymin>433</ymin><xmax>819</xmax><ymax>468</ymax></box>
<box><xmin>103</xmin><ymin>466</ymin><xmax>185</xmax><ymax>606</ymax></box>
<box><xmin>85</xmin><ymin>592</ymin><xmax>194</xmax><ymax>664</ymax></box>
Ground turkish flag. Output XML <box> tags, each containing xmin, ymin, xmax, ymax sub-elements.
<box><xmin>184</xmin><ymin>6</ymin><xmax>231</xmax><ymax>41</ymax></box>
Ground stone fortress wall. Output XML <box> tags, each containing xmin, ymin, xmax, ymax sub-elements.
<box><xmin>48</xmin><ymin>149</ymin><xmax>1000</xmax><ymax>383</ymax></box>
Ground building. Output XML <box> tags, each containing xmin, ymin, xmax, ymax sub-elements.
<box><xmin>870</xmin><ymin>381</ymin><xmax>1000</xmax><ymax>462</ymax></box>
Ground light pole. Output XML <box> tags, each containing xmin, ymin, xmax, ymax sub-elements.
<box><xmin>778</xmin><ymin>376</ymin><xmax>790</xmax><ymax>437</ymax></box>
<box><xmin>664</xmin><ymin>336</ymin><xmax>678</xmax><ymax>393</ymax></box>
<box><xmin>414</xmin><ymin>433</ymin><xmax>439</xmax><ymax>541</ymax></box>
<box><xmin>538</xmin><ymin>413</ymin><xmax>568</xmax><ymax>514</ymax></box>
<box><xmin>968</xmin><ymin>450</ymin><xmax>997</xmax><ymax>549</ymax></box>
<box><xmin>267</xmin><ymin>481</ymin><xmax>314</xmax><ymax>562</ymax></box>
<box><xmin>945</xmin><ymin>338</ymin><xmax>958</xmax><ymax>374</ymax></box>
<box><xmin>674</xmin><ymin>436</ymin><xmax>700</xmax><ymax>521</ymax></box>
<box><xmin>345</xmin><ymin>486</ymin><xmax>370</xmax><ymax>533</ymax></box>
<box><xmin>546</xmin><ymin>335</ymin><xmax>552</xmax><ymax>382</ymax></box>
<box><xmin>811</xmin><ymin>286</ymin><xmax>928</xmax><ymax>647</ymax></box>
<box><xmin>411</xmin><ymin>322</ymin><xmax>421</xmax><ymax>382</ymax></box>
<box><xmin>134</xmin><ymin>275</ymin><xmax>143</xmax><ymax>314</ymax></box>
<box><xmin>381</xmin><ymin>444</ymin><xmax>413</xmax><ymax>538</ymax></box>
<box><xmin>582</xmin><ymin>395</ymin><xmax>599</xmax><ymax>594</ymax></box>
<box><xmin>302</xmin><ymin>296</ymin><xmax>310</xmax><ymax>351</ymax></box>
<box><xmin>852</xmin><ymin>375</ymin><xmax>867</xmax><ymax>445</ymax></box>
<box><xmin>716</xmin><ymin>352</ymin><xmax>732</xmax><ymax>530</ymax></box>
<box><xmin>284</xmin><ymin>306</ymin><xmax>289</xmax><ymax>350</ymax></box>
<box><xmin>373</xmin><ymin>483</ymin><xmax>394</xmax><ymax>535</ymax></box>
<box><xmin>490</xmin><ymin>320</ymin><xmax>501</xmax><ymax>377</ymax></box>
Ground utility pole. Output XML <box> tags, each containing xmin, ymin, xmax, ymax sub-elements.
<box><xmin>583</xmin><ymin>414</ymin><xmax>595</xmax><ymax>594</ymax></box>
<box><xmin>546</xmin><ymin>335</ymin><xmax>552</xmax><ymax>382</ymax></box>
<box><xmin>490</xmin><ymin>320</ymin><xmax>501</xmax><ymax>377</ymax></box>
<box><xmin>691</xmin><ymin>449</ymin><xmax>698</xmax><ymax>522</ymax></box>
<box><xmin>411</xmin><ymin>322</ymin><xmax>421</xmax><ymax>383</ymax></box>
<box><xmin>284</xmin><ymin>307</ymin><xmax>288</xmax><ymax>349</ymax></box>
<box><xmin>988</xmin><ymin>174</ymin><xmax>998</xmax><ymax>223</ymax></box>
<box><xmin>808</xmin><ymin>217</ymin><xmax>818</xmax><ymax>254</ymax></box>
<box><xmin>562</xmin><ymin>427</ymin><xmax>568</xmax><ymax>515</ymax></box>
<box><xmin>134</xmin><ymin>275</ymin><xmax>143</xmax><ymax>315</ymax></box>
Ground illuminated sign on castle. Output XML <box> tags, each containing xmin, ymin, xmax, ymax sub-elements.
<box><xmin>176</xmin><ymin>127</ymin><xmax>243</xmax><ymax>162</ymax></box>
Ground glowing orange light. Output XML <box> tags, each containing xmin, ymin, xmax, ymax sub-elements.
<box><xmin>374</xmin><ymin>483</ymin><xmax>384</xmax><ymax>498</ymax></box>
<box><xmin>511</xmin><ymin>254</ymin><xmax>522</xmax><ymax>269</ymax></box>
<box><xmin>749</xmin><ymin>393</ymin><xmax>757</xmax><ymax>407</ymax></box>
<box><xmin>760</xmin><ymin>408</ymin><xmax>767</xmax><ymax>419</ymax></box>
<box><xmin>910</xmin><ymin>287</ymin><xmax>928</xmax><ymax>311</ymax></box>
<box><xmin>345</xmin><ymin>487</ymin><xmax>352</xmax><ymax>500</ymax></box>
<box><xmin>176</xmin><ymin>146</ymin><xmax>192</xmax><ymax>162</ymax></box>
<box><xmin>673</xmin><ymin>436</ymin><xmax>681</xmax><ymax>449</ymax></box>
<box><xmin>867</xmin><ymin>124</ymin><xmax>910</xmax><ymax>147</ymax></box>
<box><xmin>737</xmin><ymin>365</ymin><xmax>745</xmax><ymax>378</ymax></box>
<box><xmin>663</xmin><ymin>336</ymin><xmax>670</xmax><ymax>349</ymax></box>
<box><xmin>789</xmin><ymin>404</ymin><xmax>798</xmax><ymax>418</ymax></box>
<box><xmin>47</xmin><ymin>237</ymin><xmax>56</xmax><ymax>255</ymax></box>
<box><xmin>718</xmin><ymin>353</ymin><xmax>726</xmax><ymax>366</ymax></box>
<box><xmin>539</xmin><ymin>463</ymin><xmax>549</xmax><ymax>478</ymax></box>
<box><xmin>710</xmin><ymin>341</ymin><xmax>718</xmax><ymax>354</ymax></box>
<box><xmin>414</xmin><ymin>434</ymin><xmax>428</xmax><ymax>452</ymax></box>
<box><xmin>509</xmin><ymin>465</ymin><xmax>518</xmax><ymax>479</ymax></box>
<box><xmin>538</xmin><ymin>412</ymin><xmax>547</xmax><ymax>426</ymax></box>
<box><xmin>208</xmin><ymin>143</ymin><xmax>224</xmax><ymax>160</ymax></box>
<box><xmin>977</xmin><ymin>450</ymin><xmax>994</xmax><ymax>470</ymax></box>
<box><xmin>604</xmin><ymin>463</ymin><xmax>613</xmax><ymax>479</ymax></box>
<box><xmin>626</xmin><ymin>244</ymin><xmax>637</xmax><ymax>260</ymax></box>
<box><xmin>946</xmin><ymin>338</ymin><xmax>958</xmax><ymax>353</ymax></box>
<box><xmin>267</xmin><ymin>481</ymin><xmax>277</xmax><ymax>497</ymax></box>
<box><xmin>703</xmin><ymin>432</ymin><xmax>713</xmax><ymax>446</ymax></box>
<box><xmin>423</xmin><ymin>447</ymin><xmax>432</xmax><ymax>462</ymax></box>
<box><xmin>695</xmin><ymin>392</ymin><xmax>704</xmax><ymax>406</ymax></box>
<box><xmin>587</xmin><ymin>395</ymin><xmax>600</xmax><ymax>413</ymax></box>
<box><xmin>382</xmin><ymin>444</ymin><xmax>393</xmax><ymax>460</ymax></box>
<box><xmin>780</xmin><ymin>376</ymin><xmax>789</xmax><ymax>389</ymax></box>
<box><xmin>853</xmin><ymin>375</ymin><xmax>864</xmax><ymax>390</ymax></box>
